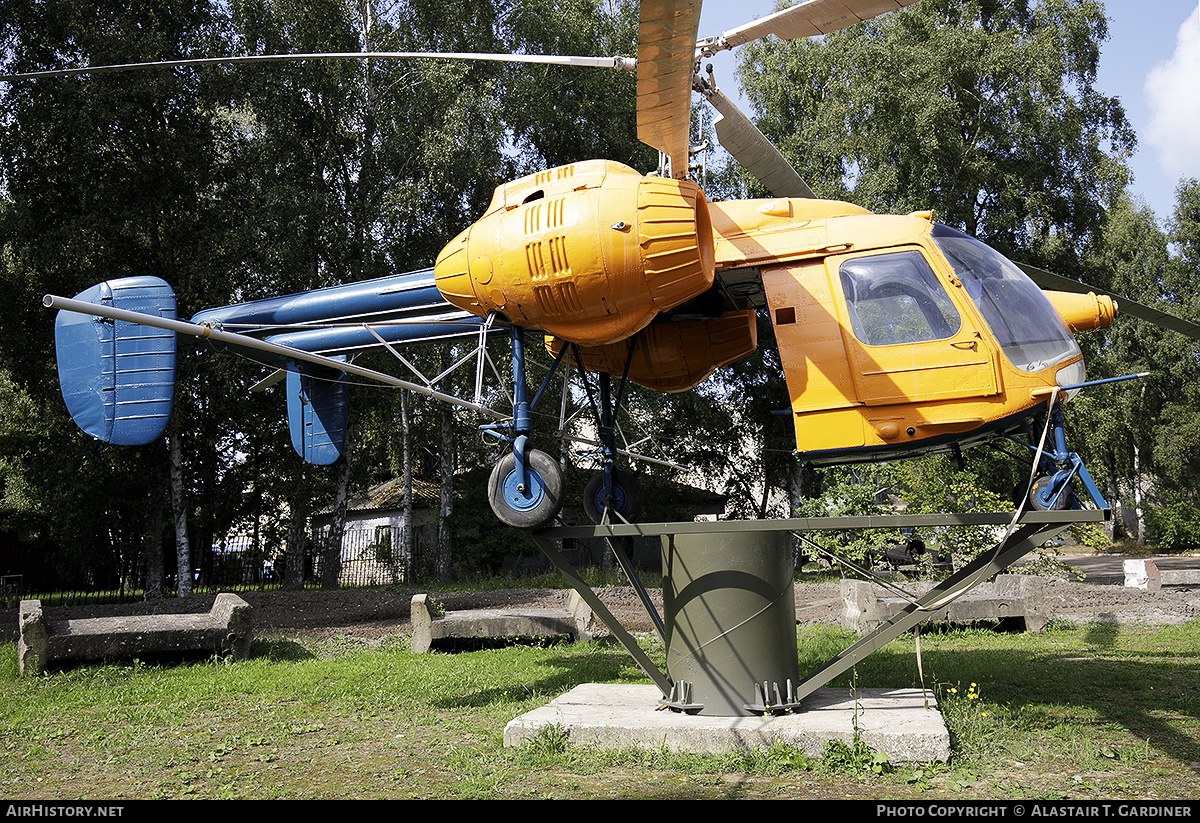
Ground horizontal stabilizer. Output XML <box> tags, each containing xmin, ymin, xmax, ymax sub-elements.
<box><xmin>287</xmin><ymin>360</ymin><xmax>348</xmax><ymax>465</ymax></box>
<box><xmin>54</xmin><ymin>277</ymin><xmax>177</xmax><ymax>445</ymax></box>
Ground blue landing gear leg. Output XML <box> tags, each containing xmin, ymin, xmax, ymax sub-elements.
<box><xmin>486</xmin><ymin>327</ymin><xmax>564</xmax><ymax>530</ymax></box>
<box><xmin>580</xmin><ymin>368</ymin><xmax>643</xmax><ymax>525</ymax></box>
<box><xmin>1017</xmin><ymin>406</ymin><xmax>1106</xmax><ymax>511</ymax></box>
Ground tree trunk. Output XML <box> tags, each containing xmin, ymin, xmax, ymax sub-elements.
<box><xmin>322</xmin><ymin>440</ymin><xmax>351</xmax><ymax>590</ymax></box>
<box><xmin>787</xmin><ymin>458</ymin><xmax>808</xmax><ymax>567</ymax></box>
<box><xmin>1132</xmin><ymin>382</ymin><xmax>1148</xmax><ymax>544</ymax></box>
<box><xmin>1102</xmin><ymin>449</ymin><xmax>1120</xmax><ymax>541</ymax></box>
<box><xmin>436</xmin><ymin>402</ymin><xmax>455</xmax><ymax>583</ymax></box>
<box><xmin>143</xmin><ymin>499</ymin><xmax>164</xmax><ymax>601</ymax></box>
<box><xmin>399</xmin><ymin>390</ymin><xmax>413</xmax><ymax>583</ymax></box>
<box><xmin>285</xmin><ymin>467</ymin><xmax>309</xmax><ymax>590</ymax></box>
<box><xmin>1132</xmin><ymin>443</ymin><xmax>1146</xmax><ymax>544</ymax></box>
<box><xmin>168</xmin><ymin>430</ymin><xmax>191</xmax><ymax>597</ymax></box>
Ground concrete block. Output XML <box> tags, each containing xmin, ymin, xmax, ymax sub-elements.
<box><xmin>504</xmin><ymin>683</ymin><xmax>950</xmax><ymax>764</ymax></box>
<box><xmin>17</xmin><ymin>599</ymin><xmax>48</xmax><ymax>676</ymax></box>
<box><xmin>841</xmin><ymin>575</ymin><xmax>1048</xmax><ymax>634</ymax></box>
<box><xmin>1123</xmin><ymin>558</ymin><xmax>1200</xmax><ymax>588</ymax></box>
<box><xmin>1124</xmin><ymin>558</ymin><xmax>1161</xmax><ymax>590</ymax></box>
<box><xmin>18</xmin><ymin>593</ymin><xmax>253</xmax><ymax>675</ymax></box>
<box><xmin>1161</xmin><ymin>569</ymin><xmax>1200</xmax><ymax>586</ymax></box>
<box><xmin>411</xmin><ymin>590</ymin><xmax>594</xmax><ymax>653</ymax></box>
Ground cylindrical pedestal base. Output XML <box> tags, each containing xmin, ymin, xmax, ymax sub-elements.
<box><xmin>661</xmin><ymin>530</ymin><xmax>799</xmax><ymax>716</ymax></box>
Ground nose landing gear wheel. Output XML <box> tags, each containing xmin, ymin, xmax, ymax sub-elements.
<box><xmin>487</xmin><ymin>448</ymin><xmax>564</xmax><ymax>529</ymax></box>
<box><xmin>1026</xmin><ymin>474</ymin><xmax>1078</xmax><ymax>511</ymax></box>
<box><xmin>583</xmin><ymin>469</ymin><xmax>643</xmax><ymax>524</ymax></box>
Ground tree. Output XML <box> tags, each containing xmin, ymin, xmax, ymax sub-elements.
<box><xmin>1142</xmin><ymin>180</ymin><xmax>1200</xmax><ymax>548</ymax></box>
<box><xmin>0</xmin><ymin>0</ymin><xmax>239</xmax><ymax>594</ymax></box>
<box><xmin>500</xmin><ymin>0</ymin><xmax>654</xmax><ymax>174</ymax></box>
<box><xmin>724</xmin><ymin>0</ymin><xmax>1163</xmax><ymax>528</ymax></box>
<box><xmin>737</xmin><ymin>0</ymin><xmax>1134</xmax><ymax>270</ymax></box>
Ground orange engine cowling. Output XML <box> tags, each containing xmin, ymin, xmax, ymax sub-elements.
<box><xmin>546</xmin><ymin>310</ymin><xmax>758</xmax><ymax>394</ymax></box>
<box><xmin>434</xmin><ymin>160</ymin><xmax>716</xmax><ymax>347</ymax></box>
<box><xmin>1042</xmin><ymin>290</ymin><xmax>1117</xmax><ymax>333</ymax></box>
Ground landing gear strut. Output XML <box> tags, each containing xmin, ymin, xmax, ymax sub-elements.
<box><xmin>1011</xmin><ymin>404</ymin><xmax>1104</xmax><ymax>512</ymax></box>
<box><xmin>485</xmin><ymin>326</ymin><xmax>565</xmax><ymax>530</ymax></box>
<box><xmin>578</xmin><ymin>354</ymin><xmax>643</xmax><ymax>525</ymax></box>
<box><xmin>482</xmin><ymin>325</ymin><xmax>645</xmax><ymax>529</ymax></box>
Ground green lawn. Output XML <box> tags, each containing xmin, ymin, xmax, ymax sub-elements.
<box><xmin>3</xmin><ymin>617</ymin><xmax>1199</xmax><ymax>799</ymax></box>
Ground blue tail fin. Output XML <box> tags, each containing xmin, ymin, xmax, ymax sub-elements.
<box><xmin>286</xmin><ymin>360</ymin><xmax>348</xmax><ymax>465</ymax></box>
<box><xmin>54</xmin><ymin>277</ymin><xmax>177</xmax><ymax>445</ymax></box>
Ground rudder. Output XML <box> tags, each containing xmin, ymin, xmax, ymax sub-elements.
<box><xmin>54</xmin><ymin>277</ymin><xmax>177</xmax><ymax>445</ymax></box>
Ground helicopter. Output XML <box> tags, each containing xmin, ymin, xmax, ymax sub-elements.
<box><xmin>13</xmin><ymin>0</ymin><xmax>1200</xmax><ymax>532</ymax></box>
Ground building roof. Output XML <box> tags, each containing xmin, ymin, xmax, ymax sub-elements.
<box><xmin>317</xmin><ymin>477</ymin><xmax>441</xmax><ymax>518</ymax></box>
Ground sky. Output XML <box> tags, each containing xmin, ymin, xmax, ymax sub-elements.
<box><xmin>696</xmin><ymin>1</ymin><xmax>1200</xmax><ymax>223</ymax></box>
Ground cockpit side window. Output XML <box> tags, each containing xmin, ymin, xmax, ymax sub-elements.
<box><xmin>838</xmin><ymin>250</ymin><xmax>961</xmax><ymax>346</ymax></box>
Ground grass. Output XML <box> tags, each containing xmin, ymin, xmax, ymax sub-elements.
<box><xmin>3</xmin><ymin>617</ymin><xmax>1200</xmax><ymax>799</ymax></box>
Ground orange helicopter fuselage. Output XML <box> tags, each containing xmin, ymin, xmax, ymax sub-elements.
<box><xmin>433</xmin><ymin>161</ymin><xmax>1114</xmax><ymax>463</ymax></box>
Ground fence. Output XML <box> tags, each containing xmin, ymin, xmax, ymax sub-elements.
<box><xmin>0</xmin><ymin>522</ymin><xmax>446</xmax><ymax>611</ymax></box>
<box><xmin>312</xmin><ymin>526</ymin><xmax>411</xmax><ymax>587</ymax></box>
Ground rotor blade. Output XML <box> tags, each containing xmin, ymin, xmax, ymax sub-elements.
<box><xmin>699</xmin><ymin>81</ymin><xmax>814</xmax><ymax>198</ymax></box>
<box><xmin>0</xmin><ymin>51</ymin><xmax>636</xmax><ymax>83</ymax></box>
<box><xmin>702</xmin><ymin>0</ymin><xmax>923</xmax><ymax>55</ymax></box>
<box><xmin>1016</xmin><ymin>262</ymin><xmax>1200</xmax><ymax>342</ymax></box>
<box><xmin>636</xmin><ymin>0</ymin><xmax>702</xmax><ymax>178</ymax></box>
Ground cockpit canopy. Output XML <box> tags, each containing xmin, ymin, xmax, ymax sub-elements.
<box><xmin>931</xmin><ymin>224</ymin><xmax>1082</xmax><ymax>374</ymax></box>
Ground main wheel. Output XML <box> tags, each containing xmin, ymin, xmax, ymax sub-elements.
<box><xmin>583</xmin><ymin>469</ymin><xmax>643</xmax><ymax>525</ymax></box>
<box><xmin>487</xmin><ymin>448</ymin><xmax>564</xmax><ymax>530</ymax></box>
<box><xmin>1027</xmin><ymin>474</ymin><xmax>1077</xmax><ymax>511</ymax></box>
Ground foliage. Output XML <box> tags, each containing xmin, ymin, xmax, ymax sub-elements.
<box><xmin>738</xmin><ymin>0</ymin><xmax>1134</xmax><ymax>267</ymax></box>
<box><xmin>1070</xmin><ymin>187</ymin><xmax>1200</xmax><ymax>546</ymax></box>
<box><xmin>1144</xmin><ymin>490</ymin><xmax>1200</xmax><ymax>552</ymax></box>
<box><xmin>740</xmin><ymin>2</ymin><xmax>1199</xmax><ymax>553</ymax></box>
<box><xmin>2</xmin><ymin>0</ymin><xmax>1199</xmax><ymax>603</ymax></box>
<box><xmin>818</xmin><ymin>737</ymin><xmax>892</xmax><ymax>776</ymax></box>
<box><xmin>500</xmin><ymin>0</ymin><xmax>653</xmax><ymax>173</ymax></box>
<box><xmin>796</xmin><ymin>456</ymin><xmax>1010</xmax><ymax>571</ymax></box>
<box><xmin>0</xmin><ymin>0</ymin><xmax>644</xmax><ymax>590</ymax></box>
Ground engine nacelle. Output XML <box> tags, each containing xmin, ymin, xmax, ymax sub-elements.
<box><xmin>1043</xmin><ymin>290</ymin><xmax>1117</xmax><ymax>333</ymax></box>
<box><xmin>547</xmin><ymin>309</ymin><xmax>758</xmax><ymax>394</ymax></box>
<box><xmin>434</xmin><ymin>160</ymin><xmax>715</xmax><ymax>347</ymax></box>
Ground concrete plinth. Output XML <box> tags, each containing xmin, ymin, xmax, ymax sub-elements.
<box><xmin>18</xmin><ymin>593</ymin><xmax>252</xmax><ymax>675</ymax></box>
<box><xmin>842</xmin><ymin>574</ymin><xmax>1049</xmax><ymax>634</ymax></box>
<box><xmin>504</xmin><ymin>683</ymin><xmax>950</xmax><ymax>763</ymax></box>
<box><xmin>410</xmin><ymin>591</ymin><xmax>594</xmax><ymax>653</ymax></box>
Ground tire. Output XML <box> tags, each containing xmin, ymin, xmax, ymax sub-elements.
<box><xmin>582</xmin><ymin>469</ymin><xmax>643</xmax><ymax>525</ymax></box>
<box><xmin>487</xmin><ymin>448</ymin><xmax>565</xmax><ymax>530</ymax></box>
<box><xmin>1028</xmin><ymin>475</ymin><xmax>1077</xmax><ymax>511</ymax></box>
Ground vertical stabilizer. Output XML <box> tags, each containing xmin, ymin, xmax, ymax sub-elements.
<box><xmin>286</xmin><ymin>361</ymin><xmax>348</xmax><ymax>465</ymax></box>
<box><xmin>54</xmin><ymin>277</ymin><xmax>177</xmax><ymax>445</ymax></box>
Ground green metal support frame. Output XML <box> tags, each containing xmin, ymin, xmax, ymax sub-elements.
<box><xmin>533</xmin><ymin>509</ymin><xmax>1109</xmax><ymax>707</ymax></box>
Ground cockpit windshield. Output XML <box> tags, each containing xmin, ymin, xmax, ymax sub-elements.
<box><xmin>932</xmin><ymin>225</ymin><xmax>1080</xmax><ymax>373</ymax></box>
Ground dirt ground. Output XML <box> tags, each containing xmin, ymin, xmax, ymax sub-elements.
<box><xmin>7</xmin><ymin>564</ymin><xmax>1199</xmax><ymax>646</ymax></box>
